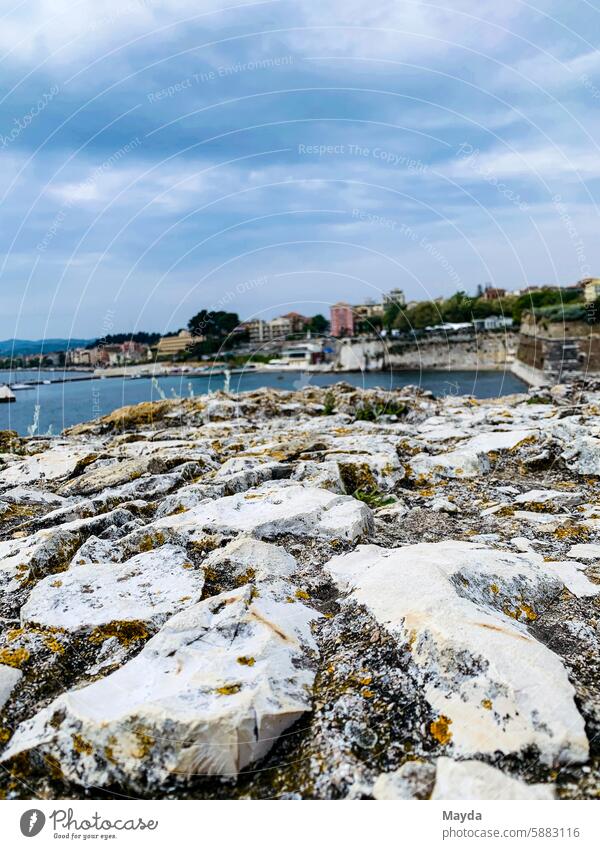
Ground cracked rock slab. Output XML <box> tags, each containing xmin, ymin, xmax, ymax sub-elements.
<box><xmin>2</xmin><ymin>582</ymin><xmax>321</xmax><ymax>790</ymax></box>
<box><xmin>152</xmin><ymin>481</ymin><xmax>373</xmax><ymax>542</ymax></box>
<box><xmin>204</xmin><ymin>537</ymin><xmax>296</xmax><ymax>583</ymax></box>
<box><xmin>431</xmin><ymin>758</ymin><xmax>555</xmax><ymax>800</ymax></box>
<box><xmin>0</xmin><ymin>665</ymin><xmax>22</xmax><ymax>711</ymax></box>
<box><xmin>326</xmin><ymin>541</ymin><xmax>589</xmax><ymax>766</ymax></box>
<box><xmin>20</xmin><ymin>545</ymin><xmax>204</xmax><ymax>634</ymax></box>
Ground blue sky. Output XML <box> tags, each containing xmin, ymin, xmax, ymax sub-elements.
<box><xmin>2</xmin><ymin>0</ymin><xmax>600</xmax><ymax>339</ymax></box>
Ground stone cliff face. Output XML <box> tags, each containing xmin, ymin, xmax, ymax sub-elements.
<box><xmin>0</xmin><ymin>382</ymin><xmax>599</xmax><ymax>800</ymax></box>
<box><xmin>336</xmin><ymin>333</ymin><xmax>517</xmax><ymax>371</ymax></box>
<box><xmin>516</xmin><ymin>315</ymin><xmax>600</xmax><ymax>382</ymax></box>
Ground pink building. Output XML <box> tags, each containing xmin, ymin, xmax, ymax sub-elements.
<box><xmin>330</xmin><ymin>302</ymin><xmax>355</xmax><ymax>337</ymax></box>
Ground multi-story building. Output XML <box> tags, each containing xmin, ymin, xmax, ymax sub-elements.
<box><xmin>156</xmin><ymin>329</ymin><xmax>195</xmax><ymax>357</ymax></box>
<box><xmin>66</xmin><ymin>347</ymin><xmax>100</xmax><ymax>367</ymax></box>
<box><xmin>330</xmin><ymin>302</ymin><xmax>355</xmax><ymax>337</ymax></box>
<box><xmin>383</xmin><ymin>288</ymin><xmax>406</xmax><ymax>307</ymax></box>
<box><xmin>240</xmin><ymin>319</ymin><xmax>268</xmax><ymax>344</ymax></box>
<box><xmin>354</xmin><ymin>299</ymin><xmax>385</xmax><ymax>321</ymax></box>
<box><xmin>483</xmin><ymin>286</ymin><xmax>507</xmax><ymax>300</ymax></box>
<box><xmin>268</xmin><ymin>316</ymin><xmax>292</xmax><ymax>340</ymax></box>
<box><xmin>281</xmin><ymin>312</ymin><xmax>310</xmax><ymax>334</ymax></box>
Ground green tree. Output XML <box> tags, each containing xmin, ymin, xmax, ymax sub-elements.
<box><xmin>442</xmin><ymin>291</ymin><xmax>474</xmax><ymax>322</ymax></box>
<box><xmin>408</xmin><ymin>300</ymin><xmax>443</xmax><ymax>328</ymax></box>
<box><xmin>188</xmin><ymin>310</ymin><xmax>240</xmax><ymax>339</ymax></box>
<box><xmin>308</xmin><ymin>314</ymin><xmax>329</xmax><ymax>334</ymax></box>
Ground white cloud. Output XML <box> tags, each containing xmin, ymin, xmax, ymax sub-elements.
<box><xmin>449</xmin><ymin>142</ymin><xmax>600</xmax><ymax>183</ymax></box>
<box><xmin>0</xmin><ymin>0</ymin><xmax>227</xmax><ymax>64</ymax></box>
<box><xmin>287</xmin><ymin>0</ymin><xmax>524</xmax><ymax>58</ymax></box>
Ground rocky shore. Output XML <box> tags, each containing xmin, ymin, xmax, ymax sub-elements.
<box><xmin>0</xmin><ymin>382</ymin><xmax>599</xmax><ymax>800</ymax></box>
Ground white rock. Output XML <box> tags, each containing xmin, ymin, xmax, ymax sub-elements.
<box><xmin>0</xmin><ymin>445</ymin><xmax>97</xmax><ymax>487</ymax></box>
<box><xmin>543</xmin><ymin>560</ymin><xmax>600</xmax><ymax>598</ymax></box>
<box><xmin>0</xmin><ymin>527</ymin><xmax>83</xmax><ymax>595</ymax></box>
<box><xmin>513</xmin><ymin>511</ymin><xmax>570</xmax><ymax>528</ymax></box>
<box><xmin>291</xmin><ymin>460</ymin><xmax>345</xmax><ymax>494</ymax></box>
<box><xmin>0</xmin><ymin>665</ymin><xmax>22</xmax><ymax>710</ymax></box>
<box><xmin>215</xmin><ymin>457</ymin><xmax>264</xmax><ymax>477</ymax></box>
<box><xmin>325</xmin><ymin>440</ymin><xmax>404</xmax><ymax>491</ymax></box>
<box><xmin>372</xmin><ymin>761</ymin><xmax>436</xmax><ymax>800</ymax></box>
<box><xmin>567</xmin><ymin>543</ymin><xmax>600</xmax><ymax>561</ymax></box>
<box><xmin>21</xmin><ymin>546</ymin><xmax>204</xmax><ymax>633</ymax></box>
<box><xmin>374</xmin><ymin>500</ymin><xmax>408</xmax><ymax>520</ymax></box>
<box><xmin>463</xmin><ymin>430</ymin><xmax>535</xmax><ymax>454</ymax></box>
<box><xmin>204</xmin><ymin>537</ymin><xmax>296</xmax><ymax>582</ymax></box>
<box><xmin>511</xmin><ymin>537</ymin><xmax>537</xmax><ymax>553</ymax></box>
<box><xmin>72</xmin><ymin>535</ymin><xmax>120</xmax><ymax>566</ymax></box>
<box><xmin>3</xmin><ymin>583</ymin><xmax>320</xmax><ymax>789</ymax></box>
<box><xmin>514</xmin><ymin>489</ymin><xmax>582</xmax><ymax>506</ymax></box>
<box><xmin>431</xmin><ymin>758</ymin><xmax>555</xmax><ymax>800</ymax></box>
<box><xmin>0</xmin><ymin>487</ymin><xmax>68</xmax><ymax>507</ymax></box>
<box><xmin>409</xmin><ymin>447</ymin><xmax>486</xmax><ymax>480</ymax></box>
<box><xmin>431</xmin><ymin>497</ymin><xmax>458</xmax><ymax>513</ymax></box>
<box><xmin>561</xmin><ymin>435</ymin><xmax>600</xmax><ymax>476</ymax></box>
<box><xmin>326</xmin><ymin>541</ymin><xmax>588</xmax><ymax>766</ymax></box>
<box><xmin>152</xmin><ymin>481</ymin><xmax>373</xmax><ymax>543</ymax></box>
<box><xmin>410</xmin><ymin>430</ymin><xmax>534</xmax><ymax>481</ymax></box>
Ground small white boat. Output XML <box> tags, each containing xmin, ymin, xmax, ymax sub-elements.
<box><xmin>9</xmin><ymin>383</ymin><xmax>33</xmax><ymax>390</ymax></box>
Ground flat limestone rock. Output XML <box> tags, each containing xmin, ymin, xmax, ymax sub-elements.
<box><xmin>409</xmin><ymin>447</ymin><xmax>487</xmax><ymax>480</ymax></box>
<box><xmin>1</xmin><ymin>445</ymin><xmax>98</xmax><ymax>487</ymax></box>
<box><xmin>431</xmin><ymin>758</ymin><xmax>555</xmax><ymax>800</ymax></box>
<box><xmin>372</xmin><ymin>761</ymin><xmax>436</xmax><ymax>800</ymax></box>
<box><xmin>0</xmin><ymin>665</ymin><xmax>22</xmax><ymax>710</ymax></box>
<box><xmin>291</xmin><ymin>460</ymin><xmax>345</xmax><ymax>494</ymax></box>
<box><xmin>0</xmin><ymin>527</ymin><xmax>83</xmax><ymax>595</ymax></box>
<box><xmin>543</xmin><ymin>560</ymin><xmax>600</xmax><ymax>598</ymax></box>
<box><xmin>57</xmin><ymin>457</ymin><xmax>165</xmax><ymax>497</ymax></box>
<box><xmin>326</xmin><ymin>541</ymin><xmax>588</xmax><ymax>766</ymax></box>
<box><xmin>21</xmin><ymin>545</ymin><xmax>204</xmax><ymax>633</ymax></box>
<box><xmin>514</xmin><ymin>489</ymin><xmax>582</xmax><ymax>507</ymax></box>
<box><xmin>204</xmin><ymin>537</ymin><xmax>296</xmax><ymax>582</ymax></box>
<box><xmin>409</xmin><ymin>429</ymin><xmax>534</xmax><ymax>480</ymax></box>
<box><xmin>152</xmin><ymin>481</ymin><xmax>373</xmax><ymax>542</ymax></box>
<box><xmin>3</xmin><ymin>583</ymin><xmax>320</xmax><ymax>790</ymax></box>
<box><xmin>567</xmin><ymin>543</ymin><xmax>600</xmax><ymax>561</ymax></box>
<box><xmin>0</xmin><ymin>487</ymin><xmax>68</xmax><ymax>507</ymax></box>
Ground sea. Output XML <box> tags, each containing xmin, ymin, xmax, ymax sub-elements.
<box><xmin>0</xmin><ymin>368</ymin><xmax>527</xmax><ymax>436</ymax></box>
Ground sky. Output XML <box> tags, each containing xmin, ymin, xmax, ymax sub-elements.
<box><xmin>2</xmin><ymin>0</ymin><xmax>600</xmax><ymax>339</ymax></box>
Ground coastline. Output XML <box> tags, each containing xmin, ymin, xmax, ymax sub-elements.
<box><xmin>1</xmin><ymin>381</ymin><xmax>599</xmax><ymax>800</ymax></box>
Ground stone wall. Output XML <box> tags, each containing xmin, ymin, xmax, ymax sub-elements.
<box><xmin>516</xmin><ymin>315</ymin><xmax>600</xmax><ymax>378</ymax></box>
<box><xmin>336</xmin><ymin>332</ymin><xmax>518</xmax><ymax>371</ymax></box>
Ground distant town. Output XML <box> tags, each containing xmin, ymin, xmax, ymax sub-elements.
<box><xmin>2</xmin><ymin>276</ymin><xmax>600</xmax><ymax>376</ymax></box>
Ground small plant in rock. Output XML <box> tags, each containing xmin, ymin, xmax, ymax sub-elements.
<box><xmin>352</xmin><ymin>487</ymin><xmax>397</xmax><ymax>508</ymax></box>
<box><xmin>353</xmin><ymin>400</ymin><xmax>407</xmax><ymax>422</ymax></box>
<box><xmin>322</xmin><ymin>391</ymin><xmax>336</xmax><ymax>415</ymax></box>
